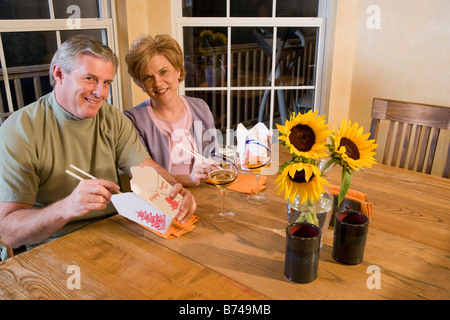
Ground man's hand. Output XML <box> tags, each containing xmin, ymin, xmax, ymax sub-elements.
<box><xmin>62</xmin><ymin>179</ymin><xmax>121</xmax><ymax>218</ymax></box>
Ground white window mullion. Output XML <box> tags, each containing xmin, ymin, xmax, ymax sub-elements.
<box><xmin>0</xmin><ymin>34</ymin><xmax>14</xmax><ymax>114</ymax></box>
<box><xmin>226</xmin><ymin>25</ymin><xmax>231</xmax><ymax>145</ymax></box>
<box><xmin>315</xmin><ymin>24</ymin><xmax>326</xmax><ymax>115</ymax></box>
<box><xmin>269</xmin><ymin>26</ymin><xmax>278</xmax><ymax>130</ymax></box>
<box><xmin>47</xmin><ymin>0</ymin><xmax>62</xmax><ymax>47</ymax></box>
<box><xmin>98</xmin><ymin>0</ymin><xmax>107</xmax><ymax>19</ymax></box>
<box><xmin>0</xmin><ymin>19</ymin><xmax>114</xmax><ymax>32</ymax></box>
<box><xmin>48</xmin><ymin>0</ymin><xmax>55</xmax><ymax>18</ymax></box>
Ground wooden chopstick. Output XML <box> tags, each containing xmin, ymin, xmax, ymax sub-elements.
<box><xmin>176</xmin><ymin>143</ymin><xmax>206</xmax><ymax>160</ymax></box>
<box><xmin>65</xmin><ymin>170</ymin><xmax>86</xmax><ymax>181</ymax></box>
<box><xmin>176</xmin><ymin>143</ymin><xmax>227</xmax><ymax>171</ymax></box>
<box><xmin>65</xmin><ymin>164</ymin><xmax>122</xmax><ymax>194</ymax></box>
<box><xmin>69</xmin><ymin>164</ymin><xmax>96</xmax><ymax>179</ymax></box>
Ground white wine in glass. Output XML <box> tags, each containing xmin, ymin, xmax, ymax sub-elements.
<box><xmin>208</xmin><ymin>145</ymin><xmax>238</xmax><ymax>222</ymax></box>
<box><xmin>244</xmin><ymin>132</ymin><xmax>272</xmax><ymax>204</ymax></box>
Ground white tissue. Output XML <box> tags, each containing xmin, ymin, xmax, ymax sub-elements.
<box><xmin>236</xmin><ymin>122</ymin><xmax>274</xmax><ymax>171</ymax></box>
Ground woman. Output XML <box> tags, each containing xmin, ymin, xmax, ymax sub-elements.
<box><xmin>124</xmin><ymin>34</ymin><xmax>217</xmax><ymax>186</ymax></box>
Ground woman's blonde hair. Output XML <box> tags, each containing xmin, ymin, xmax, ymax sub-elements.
<box><xmin>125</xmin><ymin>34</ymin><xmax>186</xmax><ymax>89</ymax></box>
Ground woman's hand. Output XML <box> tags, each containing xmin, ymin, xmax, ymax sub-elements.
<box><xmin>169</xmin><ymin>183</ymin><xmax>197</xmax><ymax>224</ymax></box>
<box><xmin>178</xmin><ymin>159</ymin><xmax>216</xmax><ymax>187</ymax></box>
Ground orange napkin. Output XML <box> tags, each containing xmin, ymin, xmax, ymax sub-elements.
<box><xmin>226</xmin><ymin>174</ymin><xmax>267</xmax><ymax>194</ymax></box>
<box><xmin>328</xmin><ymin>184</ymin><xmax>373</xmax><ymax>220</ymax></box>
<box><xmin>144</xmin><ymin>215</ymin><xmax>199</xmax><ymax>239</ymax></box>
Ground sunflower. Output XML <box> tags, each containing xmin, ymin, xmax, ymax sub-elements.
<box><xmin>275</xmin><ymin>162</ymin><xmax>329</xmax><ymax>205</ymax></box>
<box><xmin>331</xmin><ymin>119</ymin><xmax>378</xmax><ymax>171</ymax></box>
<box><xmin>277</xmin><ymin>110</ymin><xmax>331</xmax><ymax>159</ymax></box>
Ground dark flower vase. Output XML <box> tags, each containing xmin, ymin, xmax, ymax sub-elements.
<box><xmin>284</xmin><ymin>222</ymin><xmax>322</xmax><ymax>284</ymax></box>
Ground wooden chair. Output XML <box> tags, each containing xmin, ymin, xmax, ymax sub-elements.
<box><xmin>369</xmin><ymin>98</ymin><xmax>450</xmax><ymax>177</ymax></box>
<box><xmin>0</xmin><ymin>237</ymin><xmax>14</xmax><ymax>262</ymax></box>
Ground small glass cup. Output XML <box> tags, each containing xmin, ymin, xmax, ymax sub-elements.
<box><xmin>284</xmin><ymin>222</ymin><xmax>322</xmax><ymax>284</ymax></box>
<box><xmin>332</xmin><ymin>210</ymin><xmax>370</xmax><ymax>265</ymax></box>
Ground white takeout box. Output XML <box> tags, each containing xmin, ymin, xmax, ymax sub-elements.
<box><xmin>111</xmin><ymin>166</ymin><xmax>183</xmax><ymax>234</ymax></box>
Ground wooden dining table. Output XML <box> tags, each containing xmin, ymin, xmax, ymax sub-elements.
<box><xmin>0</xmin><ymin>150</ymin><xmax>449</xmax><ymax>302</ymax></box>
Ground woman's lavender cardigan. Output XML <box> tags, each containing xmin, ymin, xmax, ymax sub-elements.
<box><xmin>124</xmin><ymin>95</ymin><xmax>217</xmax><ymax>173</ymax></box>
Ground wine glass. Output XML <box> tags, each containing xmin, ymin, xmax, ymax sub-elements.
<box><xmin>208</xmin><ymin>145</ymin><xmax>239</xmax><ymax>222</ymax></box>
<box><xmin>244</xmin><ymin>132</ymin><xmax>272</xmax><ymax>204</ymax></box>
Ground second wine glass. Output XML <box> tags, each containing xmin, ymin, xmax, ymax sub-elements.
<box><xmin>244</xmin><ymin>132</ymin><xmax>272</xmax><ymax>204</ymax></box>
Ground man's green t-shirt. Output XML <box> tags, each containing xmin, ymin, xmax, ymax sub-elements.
<box><xmin>0</xmin><ymin>91</ymin><xmax>149</xmax><ymax>239</ymax></box>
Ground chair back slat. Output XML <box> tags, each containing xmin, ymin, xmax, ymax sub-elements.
<box><xmin>416</xmin><ymin>126</ymin><xmax>431</xmax><ymax>173</ymax></box>
<box><xmin>426</xmin><ymin>128</ymin><xmax>440</xmax><ymax>174</ymax></box>
<box><xmin>391</xmin><ymin>121</ymin><xmax>404</xmax><ymax>166</ymax></box>
<box><xmin>407</xmin><ymin>125</ymin><xmax>422</xmax><ymax>171</ymax></box>
<box><xmin>443</xmin><ymin>144</ymin><xmax>450</xmax><ymax>179</ymax></box>
<box><xmin>382</xmin><ymin>121</ymin><xmax>395</xmax><ymax>164</ymax></box>
<box><xmin>399</xmin><ymin>123</ymin><xmax>413</xmax><ymax>168</ymax></box>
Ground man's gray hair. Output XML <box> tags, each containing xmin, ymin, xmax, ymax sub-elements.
<box><xmin>49</xmin><ymin>34</ymin><xmax>118</xmax><ymax>88</ymax></box>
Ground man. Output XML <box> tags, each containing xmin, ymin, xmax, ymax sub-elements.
<box><xmin>0</xmin><ymin>35</ymin><xmax>196</xmax><ymax>251</ymax></box>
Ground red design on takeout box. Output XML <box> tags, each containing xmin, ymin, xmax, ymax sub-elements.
<box><xmin>111</xmin><ymin>166</ymin><xmax>183</xmax><ymax>234</ymax></box>
<box><xmin>165</xmin><ymin>197</ymin><xmax>181</xmax><ymax>211</ymax></box>
<box><xmin>136</xmin><ymin>210</ymin><xmax>166</xmax><ymax>231</ymax></box>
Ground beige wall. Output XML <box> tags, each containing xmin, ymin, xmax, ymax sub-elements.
<box><xmin>327</xmin><ymin>0</ymin><xmax>449</xmax><ymax>175</ymax></box>
<box><xmin>327</xmin><ymin>0</ymin><xmax>360</xmax><ymax>125</ymax></box>
<box><xmin>116</xmin><ymin>0</ymin><xmax>173</xmax><ymax>110</ymax></box>
<box><xmin>329</xmin><ymin>0</ymin><xmax>450</xmax><ymax>126</ymax></box>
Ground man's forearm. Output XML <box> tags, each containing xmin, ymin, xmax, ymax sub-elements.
<box><xmin>0</xmin><ymin>200</ymin><xmax>68</xmax><ymax>248</ymax></box>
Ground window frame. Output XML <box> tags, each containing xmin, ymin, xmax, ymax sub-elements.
<box><xmin>172</xmin><ymin>0</ymin><xmax>331</xmax><ymax>143</ymax></box>
<box><xmin>0</xmin><ymin>0</ymin><xmax>122</xmax><ymax>122</ymax></box>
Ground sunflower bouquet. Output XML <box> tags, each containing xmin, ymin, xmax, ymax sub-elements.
<box><xmin>275</xmin><ymin>110</ymin><xmax>377</xmax><ymax>226</ymax></box>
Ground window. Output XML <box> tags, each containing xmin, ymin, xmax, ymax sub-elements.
<box><xmin>0</xmin><ymin>0</ymin><xmax>120</xmax><ymax>125</ymax></box>
<box><xmin>173</xmin><ymin>0</ymin><xmax>330</xmax><ymax>142</ymax></box>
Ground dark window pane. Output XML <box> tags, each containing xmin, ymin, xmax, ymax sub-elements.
<box><xmin>0</xmin><ymin>70</ymin><xmax>52</xmax><ymax>114</ymax></box>
<box><xmin>2</xmin><ymin>32</ymin><xmax>57</xmax><ymax>67</ymax></box>
<box><xmin>231</xmin><ymin>0</ymin><xmax>272</xmax><ymax>17</ymax></box>
<box><xmin>60</xmin><ymin>29</ymin><xmax>106</xmax><ymax>44</ymax></box>
<box><xmin>17</xmin><ymin>76</ymin><xmax>52</xmax><ymax>105</ymax></box>
<box><xmin>53</xmin><ymin>0</ymin><xmax>101</xmax><ymax>19</ymax></box>
<box><xmin>0</xmin><ymin>0</ymin><xmax>50</xmax><ymax>19</ymax></box>
<box><xmin>230</xmin><ymin>89</ymin><xmax>268</xmax><ymax>128</ymax></box>
<box><xmin>183</xmin><ymin>27</ymin><xmax>227</xmax><ymax>88</ymax></box>
<box><xmin>231</xmin><ymin>27</ymin><xmax>273</xmax><ymax>87</ymax></box>
<box><xmin>182</xmin><ymin>0</ymin><xmax>226</xmax><ymax>17</ymax></box>
<box><xmin>273</xmin><ymin>89</ymin><xmax>315</xmax><ymax>128</ymax></box>
<box><xmin>186</xmin><ymin>90</ymin><xmax>226</xmax><ymax>131</ymax></box>
<box><xmin>274</xmin><ymin>27</ymin><xmax>317</xmax><ymax>87</ymax></box>
<box><xmin>276</xmin><ymin>0</ymin><xmax>319</xmax><ymax>17</ymax></box>
<box><xmin>0</xmin><ymin>82</ymin><xmax>11</xmax><ymax>118</ymax></box>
